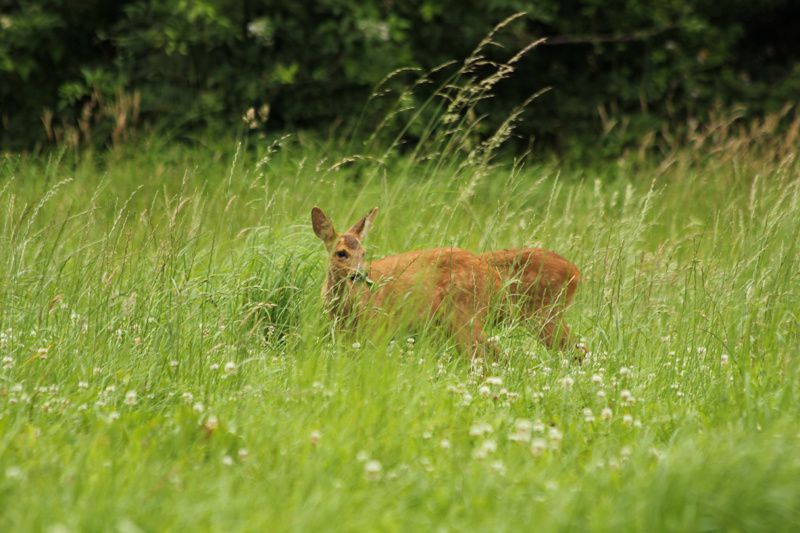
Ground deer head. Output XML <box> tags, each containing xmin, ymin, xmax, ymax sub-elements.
<box><xmin>311</xmin><ymin>206</ymin><xmax>378</xmax><ymax>285</ymax></box>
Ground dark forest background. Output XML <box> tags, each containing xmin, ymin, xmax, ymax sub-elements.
<box><xmin>2</xmin><ymin>0</ymin><xmax>799</xmax><ymax>154</ymax></box>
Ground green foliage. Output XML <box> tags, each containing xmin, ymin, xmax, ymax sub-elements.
<box><xmin>1</xmin><ymin>1</ymin><xmax>800</xmax><ymax>152</ymax></box>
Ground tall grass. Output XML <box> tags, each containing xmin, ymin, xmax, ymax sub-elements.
<box><xmin>1</xmin><ymin>19</ymin><xmax>799</xmax><ymax>531</ymax></box>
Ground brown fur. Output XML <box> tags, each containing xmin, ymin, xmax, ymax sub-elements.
<box><xmin>311</xmin><ymin>206</ymin><xmax>580</xmax><ymax>358</ymax></box>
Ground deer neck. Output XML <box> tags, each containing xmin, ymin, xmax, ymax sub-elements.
<box><xmin>323</xmin><ymin>268</ymin><xmax>368</xmax><ymax>319</ymax></box>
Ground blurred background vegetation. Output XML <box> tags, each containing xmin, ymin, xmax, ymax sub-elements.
<box><xmin>2</xmin><ymin>0</ymin><xmax>799</xmax><ymax>155</ymax></box>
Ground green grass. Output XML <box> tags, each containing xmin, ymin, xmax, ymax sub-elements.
<box><xmin>1</xmin><ymin>133</ymin><xmax>799</xmax><ymax>532</ymax></box>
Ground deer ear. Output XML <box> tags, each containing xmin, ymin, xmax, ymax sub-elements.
<box><xmin>348</xmin><ymin>207</ymin><xmax>379</xmax><ymax>240</ymax></box>
<box><xmin>311</xmin><ymin>207</ymin><xmax>337</xmax><ymax>245</ymax></box>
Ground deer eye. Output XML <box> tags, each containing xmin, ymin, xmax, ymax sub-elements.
<box><xmin>335</xmin><ymin>250</ymin><xmax>349</xmax><ymax>259</ymax></box>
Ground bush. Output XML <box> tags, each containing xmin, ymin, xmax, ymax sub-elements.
<box><xmin>2</xmin><ymin>0</ymin><xmax>799</xmax><ymax>152</ymax></box>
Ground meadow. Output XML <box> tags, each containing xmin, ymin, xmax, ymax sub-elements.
<box><xmin>1</xmin><ymin>115</ymin><xmax>799</xmax><ymax>531</ymax></box>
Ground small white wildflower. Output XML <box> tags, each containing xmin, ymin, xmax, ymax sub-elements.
<box><xmin>422</xmin><ymin>431</ymin><xmax>432</xmax><ymax>440</ymax></box>
<box><xmin>36</xmin><ymin>347</ymin><xmax>49</xmax><ymax>360</ymax></box>
<box><xmin>591</xmin><ymin>374</ymin><xmax>603</xmax><ymax>384</ymax></box>
<box><xmin>530</xmin><ymin>438</ymin><xmax>547</xmax><ymax>456</ymax></box>
<box><xmin>238</xmin><ymin>448</ymin><xmax>249</xmax><ymax>461</ymax></box>
<box><xmin>583</xmin><ymin>408</ymin><xmax>595</xmax><ymax>423</ymax></box>
<box><xmin>365</xmin><ymin>460</ymin><xmax>383</xmax><ymax>480</ymax></box>
<box><xmin>440</xmin><ymin>438</ymin><xmax>451</xmax><ymax>449</ymax></box>
<box><xmin>619</xmin><ymin>366</ymin><xmax>630</xmax><ymax>376</ymax></box>
<box><xmin>224</xmin><ymin>361</ymin><xmax>237</xmax><ymax>375</ymax></box>
<box><xmin>490</xmin><ymin>460</ymin><xmax>506</xmax><ymax>475</ymax></box>
<box><xmin>485</xmin><ymin>376</ymin><xmax>502</xmax><ymax>386</ymax></box>
<box><xmin>169</xmin><ymin>360</ymin><xmax>179</xmax><ymax>369</ymax></box>
<box><xmin>77</xmin><ymin>381</ymin><xmax>89</xmax><ymax>390</ymax></box>
<box><xmin>209</xmin><ymin>363</ymin><xmax>220</xmax><ymax>371</ymax></box>
<box><xmin>473</xmin><ymin>439</ymin><xmax>497</xmax><ymax>458</ymax></box>
<box><xmin>532</xmin><ymin>420</ymin><xmax>545</xmax><ymax>433</ymax></box>
<box><xmin>109</xmin><ymin>411</ymin><xmax>120</xmax><ymax>421</ymax></box>
<box><xmin>601</xmin><ymin>407</ymin><xmax>613</xmax><ymax>421</ymax></box>
<box><xmin>204</xmin><ymin>415</ymin><xmax>219</xmax><ymax>431</ymax></box>
<box><xmin>406</xmin><ymin>337</ymin><xmax>415</xmax><ymax>345</ymax></box>
<box><xmin>509</xmin><ymin>419</ymin><xmax>532</xmax><ymax>442</ymax></box>
<box><xmin>548</xmin><ymin>427</ymin><xmax>563</xmax><ymax>445</ymax></box>
<box><xmin>5</xmin><ymin>466</ymin><xmax>23</xmax><ymax>480</ymax></box>
<box><xmin>697</xmin><ymin>346</ymin><xmax>707</xmax><ymax>355</ymax></box>
<box><xmin>620</xmin><ymin>389</ymin><xmax>634</xmax><ymax>403</ymax></box>
<box><xmin>597</xmin><ymin>390</ymin><xmax>606</xmax><ymax>399</ymax></box>
<box><xmin>351</xmin><ymin>342</ymin><xmax>361</xmax><ymax>350</ymax></box>
<box><xmin>222</xmin><ymin>455</ymin><xmax>234</xmax><ymax>466</ymax></box>
<box><xmin>478</xmin><ymin>385</ymin><xmax>491</xmax><ymax>397</ymax></box>
<box><xmin>310</xmin><ymin>430</ymin><xmax>321</xmax><ymax>446</ymax></box>
<box><xmin>634</xmin><ymin>419</ymin><xmax>642</xmax><ymax>428</ymax></box>
<box><xmin>2</xmin><ymin>356</ymin><xmax>13</xmax><ymax>369</ymax></box>
<box><xmin>124</xmin><ymin>390</ymin><xmax>137</xmax><ymax>405</ymax></box>
<box><xmin>182</xmin><ymin>392</ymin><xmax>194</xmax><ymax>403</ymax></box>
<box><xmin>469</xmin><ymin>422</ymin><xmax>493</xmax><ymax>437</ymax></box>
<box><xmin>721</xmin><ymin>354</ymin><xmax>729</xmax><ymax>365</ymax></box>
<box><xmin>560</xmin><ymin>376</ymin><xmax>575</xmax><ymax>388</ymax></box>
<box><xmin>623</xmin><ymin>414</ymin><xmax>633</xmax><ymax>426</ymax></box>
<box><xmin>356</xmin><ymin>450</ymin><xmax>370</xmax><ymax>462</ymax></box>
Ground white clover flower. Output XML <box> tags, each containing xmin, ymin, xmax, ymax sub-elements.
<box><xmin>509</xmin><ymin>419</ymin><xmax>533</xmax><ymax>443</ymax></box>
<box><xmin>597</xmin><ymin>390</ymin><xmax>606</xmax><ymax>399</ymax></box>
<box><xmin>620</xmin><ymin>389</ymin><xmax>634</xmax><ymax>403</ymax></box>
<box><xmin>485</xmin><ymin>376</ymin><xmax>502</xmax><ymax>386</ymax></box>
<box><xmin>36</xmin><ymin>347</ymin><xmax>49</xmax><ymax>360</ymax></box>
<box><xmin>209</xmin><ymin>363</ymin><xmax>220</xmax><ymax>371</ymax></box>
<box><xmin>478</xmin><ymin>385</ymin><xmax>491</xmax><ymax>397</ymax></box>
<box><xmin>721</xmin><ymin>354</ymin><xmax>729</xmax><ymax>365</ymax></box>
<box><xmin>77</xmin><ymin>381</ymin><xmax>89</xmax><ymax>390</ymax></box>
<box><xmin>2</xmin><ymin>356</ymin><xmax>14</xmax><ymax>369</ymax></box>
<box><xmin>440</xmin><ymin>438</ymin><xmax>451</xmax><ymax>449</ymax></box>
<box><xmin>548</xmin><ymin>427</ymin><xmax>563</xmax><ymax>444</ymax></box>
<box><xmin>560</xmin><ymin>376</ymin><xmax>575</xmax><ymax>388</ymax></box>
<box><xmin>238</xmin><ymin>448</ymin><xmax>249</xmax><ymax>461</ymax></box>
<box><xmin>351</xmin><ymin>342</ymin><xmax>361</xmax><ymax>350</ymax></box>
<box><xmin>224</xmin><ymin>361</ymin><xmax>237</xmax><ymax>375</ymax></box>
<box><xmin>619</xmin><ymin>366</ymin><xmax>630</xmax><ymax>376</ymax></box>
<box><xmin>222</xmin><ymin>455</ymin><xmax>234</xmax><ymax>466</ymax></box>
<box><xmin>469</xmin><ymin>422</ymin><xmax>493</xmax><ymax>437</ymax></box>
<box><xmin>473</xmin><ymin>439</ymin><xmax>497</xmax><ymax>459</ymax></box>
<box><xmin>532</xmin><ymin>420</ymin><xmax>545</xmax><ymax>433</ymax></box>
<box><xmin>591</xmin><ymin>374</ymin><xmax>603</xmax><ymax>384</ymax></box>
<box><xmin>182</xmin><ymin>392</ymin><xmax>194</xmax><ymax>403</ymax></box>
<box><xmin>124</xmin><ymin>390</ymin><xmax>137</xmax><ymax>405</ymax></box>
<box><xmin>406</xmin><ymin>337</ymin><xmax>415</xmax><ymax>345</ymax></box>
<box><xmin>204</xmin><ymin>415</ymin><xmax>219</xmax><ymax>431</ymax></box>
<box><xmin>109</xmin><ymin>411</ymin><xmax>120</xmax><ymax>421</ymax></box>
<box><xmin>623</xmin><ymin>414</ymin><xmax>633</xmax><ymax>426</ymax></box>
<box><xmin>583</xmin><ymin>408</ymin><xmax>595</xmax><ymax>423</ymax></box>
<box><xmin>530</xmin><ymin>438</ymin><xmax>547</xmax><ymax>456</ymax></box>
<box><xmin>601</xmin><ymin>407</ymin><xmax>613</xmax><ymax>421</ymax></box>
<box><xmin>490</xmin><ymin>460</ymin><xmax>506</xmax><ymax>475</ymax></box>
<box><xmin>365</xmin><ymin>460</ymin><xmax>383</xmax><ymax>480</ymax></box>
<box><xmin>310</xmin><ymin>430</ymin><xmax>321</xmax><ymax>446</ymax></box>
<box><xmin>5</xmin><ymin>466</ymin><xmax>23</xmax><ymax>480</ymax></box>
<box><xmin>169</xmin><ymin>360</ymin><xmax>179</xmax><ymax>369</ymax></box>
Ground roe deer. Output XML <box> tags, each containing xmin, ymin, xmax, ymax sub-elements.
<box><xmin>311</xmin><ymin>206</ymin><xmax>581</xmax><ymax>358</ymax></box>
